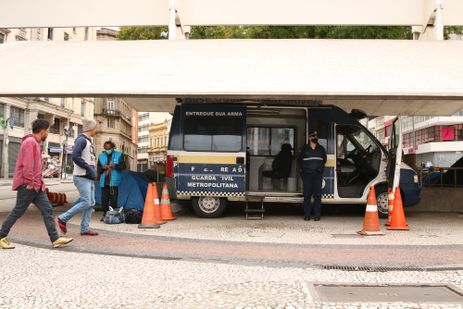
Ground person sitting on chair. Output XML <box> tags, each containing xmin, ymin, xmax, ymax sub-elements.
<box><xmin>263</xmin><ymin>143</ymin><xmax>293</xmax><ymax>189</ymax></box>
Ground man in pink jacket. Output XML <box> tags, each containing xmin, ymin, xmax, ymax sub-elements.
<box><xmin>0</xmin><ymin>119</ymin><xmax>73</xmax><ymax>249</ymax></box>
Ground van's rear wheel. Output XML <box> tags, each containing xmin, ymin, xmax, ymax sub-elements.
<box><xmin>192</xmin><ymin>197</ymin><xmax>226</xmax><ymax>218</ymax></box>
<box><xmin>375</xmin><ymin>186</ymin><xmax>389</xmax><ymax>219</ymax></box>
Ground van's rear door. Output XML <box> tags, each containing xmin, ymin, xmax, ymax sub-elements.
<box><xmin>175</xmin><ymin>104</ymin><xmax>247</xmax><ymax>198</ymax></box>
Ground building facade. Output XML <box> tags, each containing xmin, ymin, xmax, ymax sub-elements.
<box><xmin>137</xmin><ymin>112</ymin><xmax>172</xmax><ymax>171</ymax></box>
<box><xmin>0</xmin><ymin>27</ymin><xmax>96</xmax><ymax>178</ymax></box>
<box><xmin>148</xmin><ymin>119</ymin><xmax>171</xmax><ymax>165</ymax></box>
<box><xmin>94</xmin><ymin>97</ymin><xmax>138</xmax><ymax>171</ymax></box>
<box><xmin>368</xmin><ymin>110</ymin><xmax>463</xmax><ymax>169</ymax></box>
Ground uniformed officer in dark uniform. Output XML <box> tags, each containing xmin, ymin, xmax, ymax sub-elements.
<box><xmin>298</xmin><ymin>131</ymin><xmax>327</xmax><ymax>221</ymax></box>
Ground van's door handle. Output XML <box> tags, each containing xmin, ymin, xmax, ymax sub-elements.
<box><xmin>236</xmin><ymin>157</ymin><xmax>245</xmax><ymax>164</ymax></box>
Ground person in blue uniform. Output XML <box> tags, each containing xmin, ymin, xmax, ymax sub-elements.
<box><xmin>298</xmin><ymin>131</ymin><xmax>327</xmax><ymax>221</ymax></box>
<box><xmin>97</xmin><ymin>141</ymin><xmax>126</xmax><ymax>220</ymax></box>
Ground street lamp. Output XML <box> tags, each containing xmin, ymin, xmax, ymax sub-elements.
<box><xmin>61</xmin><ymin>125</ymin><xmax>74</xmax><ymax>179</ymax></box>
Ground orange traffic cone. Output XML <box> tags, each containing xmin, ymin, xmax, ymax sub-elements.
<box><xmin>385</xmin><ymin>188</ymin><xmax>394</xmax><ymax>226</ymax></box>
<box><xmin>386</xmin><ymin>188</ymin><xmax>409</xmax><ymax>230</ymax></box>
<box><xmin>138</xmin><ymin>183</ymin><xmax>162</xmax><ymax>229</ymax></box>
<box><xmin>357</xmin><ymin>186</ymin><xmax>385</xmax><ymax>236</ymax></box>
<box><xmin>160</xmin><ymin>183</ymin><xmax>176</xmax><ymax>221</ymax></box>
<box><xmin>152</xmin><ymin>183</ymin><xmax>166</xmax><ymax>225</ymax></box>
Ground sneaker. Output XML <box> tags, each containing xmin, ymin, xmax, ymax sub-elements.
<box><xmin>80</xmin><ymin>230</ymin><xmax>99</xmax><ymax>236</ymax></box>
<box><xmin>0</xmin><ymin>237</ymin><xmax>15</xmax><ymax>249</ymax></box>
<box><xmin>56</xmin><ymin>217</ymin><xmax>67</xmax><ymax>234</ymax></box>
<box><xmin>52</xmin><ymin>236</ymin><xmax>73</xmax><ymax>248</ymax></box>
<box><xmin>304</xmin><ymin>216</ymin><xmax>310</xmax><ymax>221</ymax></box>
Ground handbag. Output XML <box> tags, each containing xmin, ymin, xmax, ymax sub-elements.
<box><xmin>104</xmin><ymin>206</ymin><xmax>125</xmax><ymax>224</ymax></box>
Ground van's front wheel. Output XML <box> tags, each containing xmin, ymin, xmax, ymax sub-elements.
<box><xmin>375</xmin><ymin>186</ymin><xmax>389</xmax><ymax>219</ymax></box>
<box><xmin>192</xmin><ymin>197</ymin><xmax>226</xmax><ymax>218</ymax></box>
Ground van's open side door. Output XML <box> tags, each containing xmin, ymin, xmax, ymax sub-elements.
<box><xmin>387</xmin><ymin>118</ymin><xmax>403</xmax><ymax>191</ymax></box>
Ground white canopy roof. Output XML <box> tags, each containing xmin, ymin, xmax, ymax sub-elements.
<box><xmin>0</xmin><ymin>39</ymin><xmax>462</xmax><ymax>115</ymax></box>
<box><xmin>2</xmin><ymin>0</ymin><xmax>463</xmax><ymax>28</ymax></box>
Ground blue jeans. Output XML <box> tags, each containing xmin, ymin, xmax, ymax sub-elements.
<box><xmin>59</xmin><ymin>176</ymin><xmax>95</xmax><ymax>233</ymax></box>
<box><xmin>0</xmin><ymin>186</ymin><xmax>59</xmax><ymax>242</ymax></box>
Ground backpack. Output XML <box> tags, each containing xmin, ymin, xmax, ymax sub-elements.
<box><xmin>124</xmin><ymin>209</ymin><xmax>142</xmax><ymax>224</ymax></box>
<box><xmin>104</xmin><ymin>207</ymin><xmax>125</xmax><ymax>224</ymax></box>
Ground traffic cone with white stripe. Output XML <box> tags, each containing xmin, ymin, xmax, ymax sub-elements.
<box><xmin>160</xmin><ymin>183</ymin><xmax>176</xmax><ymax>221</ymax></box>
<box><xmin>385</xmin><ymin>188</ymin><xmax>394</xmax><ymax>226</ymax></box>
<box><xmin>386</xmin><ymin>188</ymin><xmax>409</xmax><ymax>231</ymax></box>
<box><xmin>138</xmin><ymin>183</ymin><xmax>164</xmax><ymax>229</ymax></box>
<box><xmin>357</xmin><ymin>186</ymin><xmax>385</xmax><ymax>236</ymax></box>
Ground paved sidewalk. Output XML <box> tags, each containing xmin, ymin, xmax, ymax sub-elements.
<box><xmin>79</xmin><ymin>209</ymin><xmax>463</xmax><ymax>246</ymax></box>
<box><xmin>3</xmin><ymin>209</ymin><xmax>463</xmax><ymax>269</ymax></box>
<box><xmin>1</xmin><ymin>244</ymin><xmax>462</xmax><ymax>308</ymax></box>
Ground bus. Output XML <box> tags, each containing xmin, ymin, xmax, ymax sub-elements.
<box><xmin>165</xmin><ymin>101</ymin><xmax>421</xmax><ymax>218</ymax></box>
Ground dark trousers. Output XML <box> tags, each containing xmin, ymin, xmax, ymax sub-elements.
<box><xmin>101</xmin><ymin>185</ymin><xmax>119</xmax><ymax>214</ymax></box>
<box><xmin>0</xmin><ymin>186</ymin><xmax>59</xmax><ymax>242</ymax></box>
<box><xmin>302</xmin><ymin>172</ymin><xmax>323</xmax><ymax>218</ymax></box>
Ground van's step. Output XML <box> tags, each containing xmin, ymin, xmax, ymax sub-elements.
<box><xmin>245</xmin><ymin>198</ymin><xmax>265</xmax><ymax>220</ymax></box>
<box><xmin>245</xmin><ymin>209</ymin><xmax>266</xmax><ymax>213</ymax></box>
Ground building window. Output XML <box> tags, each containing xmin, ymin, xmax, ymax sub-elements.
<box><xmin>106</xmin><ymin>99</ymin><xmax>116</xmax><ymax>111</ymax></box>
<box><xmin>107</xmin><ymin>118</ymin><xmax>115</xmax><ymax>128</ymax></box>
<box><xmin>43</xmin><ymin>97</ymin><xmax>49</xmax><ymax>102</ymax></box>
<box><xmin>84</xmin><ymin>27</ymin><xmax>89</xmax><ymax>41</ymax></box>
<box><xmin>49</xmin><ymin>118</ymin><xmax>61</xmax><ymax>134</ymax></box>
<box><xmin>47</xmin><ymin>28</ymin><xmax>54</xmax><ymax>40</ymax></box>
<box><xmin>0</xmin><ymin>33</ymin><xmax>5</xmax><ymax>44</ymax></box>
<box><xmin>138</xmin><ymin>146</ymin><xmax>149</xmax><ymax>153</ymax></box>
<box><xmin>64</xmin><ymin>32</ymin><xmax>69</xmax><ymax>41</ymax></box>
<box><xmin>139</xmin><ymin>136</ymin><xmax>149</xmax><ymax>144</ymax></box>
<box><xmin>138</xmin><ymin>124</ymin><xmax>149</xmax><ymax>133</ymax></box>
<box><xmin>60</xmin><ymin>98</ymin><xmax>65</xmax><ymax>107</ymax></box>
<box><xmin>10</xmin><ymin>106</ymin><xmax>25</xmax><ymax>128</ymax></box>
<box><xmin>81</xmin><ymin>101</ymin><xmax>85</xmax><ymax>116</ymax></box>
<box><xmin>139</xmin><ymin>113</ymin><xmax>149</xmax><ymax>122</ymax></box>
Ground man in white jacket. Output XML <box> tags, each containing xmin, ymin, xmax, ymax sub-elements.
<box><xmin>57</xmin><ymin>119</ymin><xmax>99</xmax><ymax>236</ymax></box>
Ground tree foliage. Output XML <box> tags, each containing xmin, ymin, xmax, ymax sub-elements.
<box><xmin>118</xmin><ymin>25</ymin><xmax>463</xmax><ymax>40</ymax></box>
<box><xmin>119</xmin><ymin>25</ymin><xmax>413</xmax><ymax>40</ymax></box>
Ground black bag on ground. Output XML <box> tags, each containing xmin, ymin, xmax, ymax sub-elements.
<box><xmin>124</xmin><ymin>208</ymin><xmax>142</xmax><ymax>224</ymax></box>
<box><xmin>104</xmin><ymin>207</ymin><xmax>125</xmax><ymax>224</ymax></box>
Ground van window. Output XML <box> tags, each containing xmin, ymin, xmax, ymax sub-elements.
<box><xmin>351</xmin><ymin>129</ymin><xmax>379</xmax><ymax>154</ymax></box>
<box><xmin>247</xmin><ymin>127</ymin><xmax>295</xmax><ymax>156</ymax></box>
<box><xmin>183</xmin><ymin>116</ymin><xmax>243</xmax><ymax>152</ymax></box>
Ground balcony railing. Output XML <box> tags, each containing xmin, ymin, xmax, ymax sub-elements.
<box><xmin>100</xmin><ymin>108</ymin><xmax>121</xmax><ymax>116</ymax></box>
<box><xmin>96</xmin><ymin>109</ymin><xmax>132</xmax><ymax>123</ymax></box>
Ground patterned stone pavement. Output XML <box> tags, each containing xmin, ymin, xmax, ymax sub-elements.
<box><xmin>1</xmin><ymin>245</ymin><xmax>462</xmax><ymax>308</ymax></box>
<box><xmin>1</xmin><ymin>207</ymin><xmax>463</xmax><ymax>307</ymax></box>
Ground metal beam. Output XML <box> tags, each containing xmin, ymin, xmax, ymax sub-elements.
<box><xmin>1</xmin><ymin>0</ymin><xmax>463</xmax><ymax>28</ymax></box>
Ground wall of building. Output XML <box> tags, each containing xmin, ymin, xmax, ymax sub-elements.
<box><xmin>137</xmin><ymin>112</ymin><xmax>172</xmax><ymax>172</ymax></box>
<box><xmin>94</xmin><ymin>97</ymin><xmax>138</xmax><ymax>171</ymax></box>
<box><xmin>148</xmin><ymin>119</ymin><xmax>171</xmax><ymax>164</ymax></box>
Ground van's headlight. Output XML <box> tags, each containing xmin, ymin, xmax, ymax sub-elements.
<box><xmin>413</xmin><ymin>175</ymin><xmax>419</xmax><ymax>183</ymax></box>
